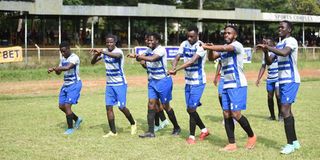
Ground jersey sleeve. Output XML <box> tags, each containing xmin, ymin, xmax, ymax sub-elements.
<box><xmin>155</xmin><ymin>47</ymin><xmax>166</xmax><ymax>57</ymax></box>
<box><xmin>285</xmin><ymin>37</ymin><xmax>298</xmax><ymax>51</ymax></box>
<box><xmin>195</xmin><ymin>42</ymin><xmax>206</xmax><ymax>57</ymax></box>
<box><xmin>177</xmin><ymin>41</ymin><xmax>185</xmax><ymax>56</ymax></box>
<box><xmin>69</xmin><ymin>54</ymin><xmax>79</xmax><ymax>65</ymax></box>
<box><xmin>230</xmin><ymin>42</ymin><xmax>242</xmax><ymax>55</ymax></box>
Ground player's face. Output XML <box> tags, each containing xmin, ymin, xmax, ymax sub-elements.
<box><xmin>223</xmin><ymin>27</ymin><xmax>237</xmax><ymax>44</ymax></box>
<box><xmin>147</xmin><ymin>36</ymin><xmax>159</xmax><ymax>49</ymax></box>
<box><xmin>278</xmin><ymin>22</ymin><xmax>291</xmax><ymax>38</ymax></box>
<box><xmin>105</xmin><ymin>38</ymin><xmax>115</xmax><ymax>51</ymax></box>
<box><xmin>60</xmin><ymin>47</ymin><xmax>71</xmax><ymax>58</ymax></box>
<box><xmin>187</xmin><ymin>31</ymin><xmax>198</xmax><ymax>45</ymax></box>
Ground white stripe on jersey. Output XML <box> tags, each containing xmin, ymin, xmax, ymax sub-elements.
<box><xmin>275</xmin><ymin>37</ymin><xmax>300</xmax><ymax>84</ymax></box>
<box><xmin>145</xmin><ymin>45</ymin><xmax>168</xmax><ymax>80</ymax></box>
<box><xmin>177</xmin><ymin>40</ymin><xmax>207</xmax><ymax>85</ymax></box>
<box><xmin>60</xmin><ymin>53</ymin><xmax>81</xmax><ymax>86</ymax></box>
<box><xmin>220</xmin><ymin>41</ymin><xmax>247</xmax><ymax>89</ymax></box>
<box><xmin>102</xmin><ymin>47</ymin><xmax>127</xmax><ymax>86</ymax></box>
<box><xmin>262</xmin><ymin>52</ymin><xmax>278</xmax><ymax>81</ymax></box>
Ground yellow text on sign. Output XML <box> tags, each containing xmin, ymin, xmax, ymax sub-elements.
<box><xmin>0</xmin><ymin>46</ymin><xmax>23</xmax><ymax>63</ymax></box>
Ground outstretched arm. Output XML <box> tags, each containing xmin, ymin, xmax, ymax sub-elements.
<box><xmin>257</xmin><ymin>44</ymin><xmax>277</xmax><ymax>65</ymax></box>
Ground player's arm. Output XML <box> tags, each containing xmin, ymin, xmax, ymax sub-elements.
<box><xmin>171</xmin><ymin>54</ymin><xmax>181</xmax><ymax>71</ymax></box>
<box><xmin>48</xmin><ymin>67</ymin><xmax>62</xmax><ymax>75</ymax></box>
<box><xmin>136</xmin><ymin>54</ymin><xmax>160</xmax><ymax>62</ymax></box>
<box><xmin>213</xmin><ymin>61</ymin><xmax>221</xmax><ymax>86</ymax></box>
<box><xmin>266</xmin><ymin>46</ymin><xmax>291</xmax><ymax>57</ymax></box>
<box><xmin>54</xmin><ymin>63</ymin><xmax>75</xmax><ymax>72</ymax></box>
<box><xmin>257</xmin><ymin>44</ymin><xmax>291</xmax><ymax>57</ymax></box>
<box><xmin>257</xmin><ymin>44</ymin><xmax>277</xmax><ymax>65</ymax></box>
<box><xmin>256</xmin><ymin>64</ymin><xmax>266</xmax><ymax>87</ymax></box>
<box><xmin>90</xmin><ymin>49</ymin><xmax>102</xmax><ymax>64</ymax></box>
<box><xmin>169</xmin><ymin>54</ymin><xmax>200</xmax><ymax>75</ymax></box>
<box><xmin>202</xmin><ymin>43</ymin><xmax>224</xmax><ymax>61</ymax></box>
<box><xmin>104</xmin><ymin>50</ymin><xmax>122</xmax><ymax>59</ymax></box>
<box><xmin>140</xmin><ymin>60</ymin><xmax>147</xmax><ymax>69</ymax></box>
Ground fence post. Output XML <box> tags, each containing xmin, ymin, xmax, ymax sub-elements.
<box><xmin>313</xmin><ymin>47</ymin><xmax>316</xmax><ymax>60</ymax></box>
<box><xmin>35</xmin><ymin>44</ymin><xmax>40</xmax><ymax>63</ymax></box>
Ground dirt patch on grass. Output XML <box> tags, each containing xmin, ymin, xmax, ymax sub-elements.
<box><xmin>1</xmin><ymin>69</ymin><xmax>319</xmax><ymax>95</ymax></box>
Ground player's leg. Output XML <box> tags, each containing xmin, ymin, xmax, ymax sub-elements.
<box><xmin>266</xmin><ymin>81</ymin><xmax>276</xmax><ymax>120</ymax></box>
<box><xmin>106</xmin><ymin>106</ymin><xmax>116</xmax><ymax>134</ymax></box>
<box><xmin>63</xmin><ymin>82</ymin><xmax>82</xmax><ymax>135</ymax></box>
<box><xmin>68</xmin><ymin>81</ymin><xmax>83</xmax><ymax>128</ymax></box>
<box><xmin>229</xmin><ymin>87</ymin><xmax>256</xmax><ymax>149</ymax></box>
<box><xmin>154</xmin><ymin>100</ymin><xmax>161</xmax><ymax>132</ymax></box>
<box><xmin>220</xmin><ymin>89</ymin><xmax>237</xmax><ymax>151</ymax></box>
<box><xmin>103</xmin><ymin>86</ymin><xmax>117</xmax><ymax>137</ymax></box>
<box><xmin>158</xmin><ymin>102</ymin><xmax>169</xmax><ymax>129</ymax></box>
<box><xmin>275</xmin><ymin>84</ymin><xmax>283</xmax><ymax>121</ymax></box>
<box><xmin>139</xmin><ymin>98</ymin><xmax>157</xmax><ymax>138</ymax></box>
<box><xmin>162</xmin><ymin>103</ymin><xmax>181</xmax><ymax>135</ymax></box>
<box><xmin>158</xmin><ymin>76</ymin><xmax>180</xmax><ymax>135</ymax></box>
<box><xmin>115</xmin><ymin>85</ymin><xmax>136</xmax><ymax>126</ymax></box>
<box><xmin>185</xmin><ymin>85</ymin><xmax>196</xmax><ymax>144</ymax></box>
<box><xmin>221</xmin><ymin>109</ymin><xmax>237</xmax><ymax>151</ymax></box>
<box><xmin>139</xmin><ymin>80</ymin><xmax>158</xmax><ymax>138</ymax></box>
<box><xmin>279</xmin><ymin>83</ymin><xmax>300</xmax><ymax>154</ymax></box>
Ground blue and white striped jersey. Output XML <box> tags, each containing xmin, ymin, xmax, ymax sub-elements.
<box><xmin>177</xmin><ymin>40</ymin><xmax>207</xmax><ymax>85</ymax></box>
<box><xmin>220</xmin><ymin>41</ymin><xmax>247</xmax><ymax>89</ymax></box>
<box><xmin>101</xmin><ymin>47</ymin><xmax>127</xmax><ymax>86</ymax></box>
<box><xmin>275</xmin><ymin>37</ymin><xmax>300</xmax><ymax>84</ymax></box>
<box><xmin>145</xmin><ymin>45</ymin><xmax>168</xmax><ymax>80</ymax></box>
<box><xmin>262</xmin><ymin>52</ymin><xmax>278</xmax><ymax>81</ymax></box>
<box><xmin>59</xmin><ymin>53</ymin><xmax>81</xmax><ymax>86</ymax></box>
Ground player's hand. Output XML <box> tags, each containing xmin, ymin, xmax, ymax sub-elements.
<box><xmin>256</xmin><ymin>44</ymin><xmax>267</xmax><ymax>50</ymax></box>
<box><xmin>127</xmin><ymin>53</ymin><xmax>136</xmax><ymax>58</ymax></box>
<box><xmin>255</xmin><ymin>79</ymin><xmax>260</xmax><ymax>87</ymax></box>
<box><xmin>202</xmin><ymin>43</ymin><xmax>213</xmax><ymax>50</ymax></box>
<box><xmin>90</xmin><ymin>49</ymin><xmax>102</xmax><ymax>56</ymax></box>
<box><xmin>168</xmin><ymin>69</ymin><xmax>177</xmax><ymax>75</ymax></box>
<box><xmin>213</xmin><ymin>78</ymin><xmax>218</xmax><ymax>86</ymax></box>
<box><xmin>48</xmin><ymin>67</ymin><xmax>55</xmax><ymax>74</ymax></box>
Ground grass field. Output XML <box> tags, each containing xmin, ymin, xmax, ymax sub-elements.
<box><xmin>1</xmin><ymin>61</ymin><xmax>320</xmax><ymax>159</ymax></box>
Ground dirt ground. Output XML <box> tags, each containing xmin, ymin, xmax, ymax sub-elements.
<box><xmin>1</xmin><ymin>69</ymin><xmax>319</xmax><ymax>96</ymax></box>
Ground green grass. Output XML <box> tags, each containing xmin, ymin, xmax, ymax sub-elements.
<box><xmin>1</xmin><ymin>80</ymin><xmax>320</xmax><ymax>159</ymax></box>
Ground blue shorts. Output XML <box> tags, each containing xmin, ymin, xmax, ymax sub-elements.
<box><xmin>59</xmin><ymin>81</ymin><xmax>82</xmax><ymax>105</ymax></box>
<box><xmin>218</xmin><ymin>78</ymin><xmax>224</xmax><ymax>95</ymax></box>
<box><xmin>279</xmin><ymin>82</ymin><xmax>299</xmax><ymax>104</ymax></box>
<box><xmin>185</xmin><ymin>84</ymin><xmax>206</xmax><ymax>109</ymax></box>
<box><xmin>222</xmin><ymin>86</ymin><xmax>247</xmax><ymax>111</ymax></box>
<box><xmin>106</xmin><ymin>84</ymin><xmax>127</xmax><ymax>109</ymax></box>
<box><xmin>266</xmin><ymin>79</ymin><xmax>279</xmax><ymax>92</ymax></box>
<box><xmin>148</xmin><ymin>76</ymin><xmax>172</xmax><ymax>104</ymax></box>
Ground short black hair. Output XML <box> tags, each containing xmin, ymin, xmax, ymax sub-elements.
<box><xmin>105</xmin><ymin>34</ymin><xmax>118</xmax><ymax>42</ymax></box>
<box><xmin>187</xmin><ymin>25</ymin><xmax>199</xmax><ymax>33</ymax></box>
<box><xmin>281</xmin><ymin>20</ymin><xmax>293</xmax><ymax>33</ymax></box>
<box><xmin>59</xmin><ymin>41</ymin><xmax>70</xmax><ymax>49</ymax></box>
<box><xmin>224</xmin><ymin>24</ymin><xmax>239</xmax><ymax>35</ymax></box>
<box><xmin>148</xmin><ymin>32</ymin><xmax>161</xmax><ymax>41</ymax></box>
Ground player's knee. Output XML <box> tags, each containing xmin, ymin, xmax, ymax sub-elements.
<box><xmin>119</xmin><ymin>106</ymin><xmax>127</xmax><ymax>111</ymax></box>
<box><xmin>187</xmin><ymin>108</ymin><xmax>196</xmax><ymax>113</ymax></box>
